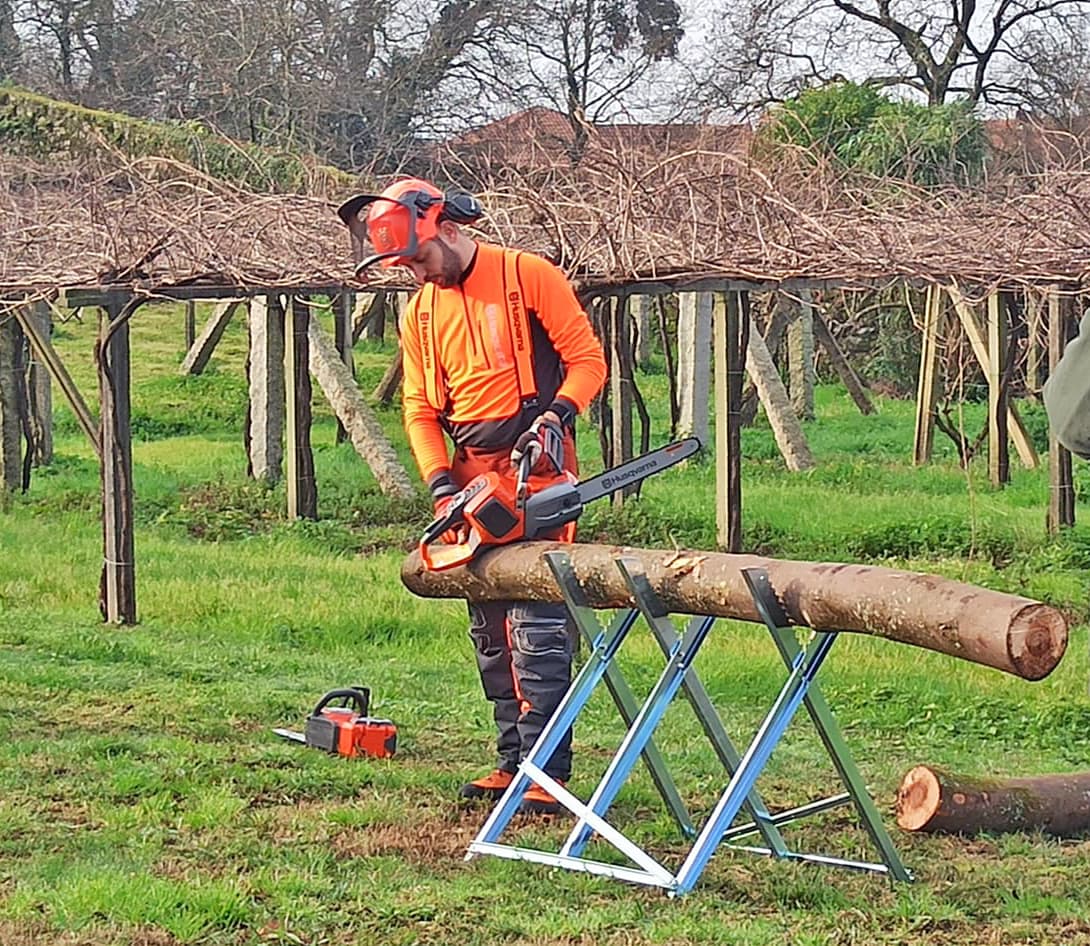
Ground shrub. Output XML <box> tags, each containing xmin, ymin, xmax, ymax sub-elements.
<box><xmin>759</xmin><ymin>81</ymin><xmax>986</xmax><ymax>187</ymax></box>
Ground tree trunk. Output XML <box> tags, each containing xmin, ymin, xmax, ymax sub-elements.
<box><xmin>897</xmin><ymin>765</ymin><xmax>1090</xmax><ymax>836</ymax></box>
<box><xmin>307</xmin><ymin>315</ymin><xmax>414</xmax><ymax>499</ymax></box>
<box><xmin>401</xmin><ymin>542</ymin><xmax>1066</xmax><ymax>680</ymax></box>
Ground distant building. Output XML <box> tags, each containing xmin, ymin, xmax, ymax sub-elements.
<box><xmin>430</xmin><ymin>106</ymin><xmax>753</xmax><ymax>187</ymax></box>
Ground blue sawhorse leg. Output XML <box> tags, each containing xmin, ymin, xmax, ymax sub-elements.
<box><xmin>741</xmin><ymin>568</ymin><xmax>913</xmax><ymax>882</ymax></box>
<box><xmin>549</xmin><ymin>552</ymin><xmax>696</xmax><ymax>839</ymax></box>
<box><xmin>615</xmin><ymin>557</ymin><xmax>791</xmax><ymax>858</ymax></box>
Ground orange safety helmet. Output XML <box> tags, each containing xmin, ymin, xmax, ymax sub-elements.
<box><xmin>336</xmin><ymin>178</ymin><xmax>483</xmax><ymax>276</ymax></box>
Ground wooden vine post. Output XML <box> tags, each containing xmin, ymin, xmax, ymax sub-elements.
<box><xmin>913</xmin><ymin>286</ymin><xmax>943</xmax><ymax>466</ymax></box>
<box><xmin>1047</xmin><ymin>291</ymin><xmax>1075</xmax><ymax>532</ymax></box>
<box><xmin>26</xmin><ymin>300</ymin><xmax>53</xmax><ymax>466</ymax></box>
<box><xmin>610</xmin><ymin>294</ymin><xmax>635</xmax><ymax>506</ymax></box>
<box><xmin>98</xmin><ymin>299</ymin><xmax>138</xmax><ymax>624</ymax></box>
<box><xmin>0</xmin><ymin>309</ymin><xmax>20</xmax><ymax>491</ymax></box>
<box><xmin>946</xmin><ymin>284</ymin><xmax>1038</xmax><ymax>473</ymax></box>
<box><xmin>284</xmin><ymin>295</ymin><xmax>317</xmax><ymax>520</ymax></box>
<box><xmin>987</xmin><ymin>292</ymin><xmax>1011</xmax><ymax>487</ymax></box>
<box><xmin>713</xmin><ymin>291</ymin><xmax>747</xmax><ymax>551</ymax></box>
<box><xmin>812</xmin><ymin>311</ymin><xmax>874</xmax><ymax>416</ymax></box>
<box><xmin>332</xmin><ymin>291</ymin><xmax>355</xmax><ymax>444</ymax></box>
<box><xmin>179</xmin><ymin>300</ymin><xmax>241</xmax><ymax>375</ymax></box>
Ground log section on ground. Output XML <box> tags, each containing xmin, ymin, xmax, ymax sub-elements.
<box><xmin>401</xmin><ymin>542</ymin><xmax>1066</xmax><ymax>680</ymax></box>
<box><xmin>897</xmin><ymin>765</ymin><xmax>1090</xmax><ymax>836</ymax></box>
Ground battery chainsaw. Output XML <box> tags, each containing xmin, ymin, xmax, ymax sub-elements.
<box><xmin>273</xmin><ymin>687</ymin><xmax>397</xmax><ymax>759</ymax></box>
<box><xmin>419</xmin><ymin>437</ymin><xmax>702</xmax><ymax>571</ymax></box>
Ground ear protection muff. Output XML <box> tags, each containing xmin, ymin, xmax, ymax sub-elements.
<box><xmin>336</xmin><ymin>187</ymin><xmax>484</xmax><ymax>278</ymax></box>
<box><xmin>438</xmin><ymin>190</ymin><xmax>483</xmax><ymax>225</ymax></box>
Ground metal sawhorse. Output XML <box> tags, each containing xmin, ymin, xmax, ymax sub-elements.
<box><xmin>466</xmin><ymin>550</ymin><xmax>912</xmax><ymax>895</ymax></box>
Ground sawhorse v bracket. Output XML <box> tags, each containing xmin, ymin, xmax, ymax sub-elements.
<box><xmin>466</xmin><ymin>550</ymin><xmax>912</xmax><ymax>895</ymax></box>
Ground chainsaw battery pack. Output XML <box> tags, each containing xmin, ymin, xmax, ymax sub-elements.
<box><xmin>302</xmin><ymin>687</ymin><xmax>397</xmax><ymax>759</ymax></box>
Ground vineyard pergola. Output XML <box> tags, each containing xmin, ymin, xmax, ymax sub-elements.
<box><xmin>1</xmin><ymin>131</ymin><xmax>1086</xmax><ymax>623</ymax></box>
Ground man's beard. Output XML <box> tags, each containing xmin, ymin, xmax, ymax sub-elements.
<box><xmin>433</xmin><ymin>240</ymin><xmax>463</xmax><ymax>287</ymax></box>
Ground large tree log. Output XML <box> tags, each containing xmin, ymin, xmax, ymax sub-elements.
<box><xmin>401</xmin><ymin>542</ymin><xmax>1066</xmax><ymax>680</ymax></box>
<box><xmin>897</xmin><ymin>765</ymin><xmax>1090</xmax><ymax>836</ymax></box>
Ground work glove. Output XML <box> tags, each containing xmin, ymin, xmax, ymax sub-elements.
<box><xmin>429</xmin><ymin>472</ymin><xmax>467</xmax><ymax>545</ymax></box>
<box><xmin>510</xmin><ymin>414</ymin><xmax>565</xmax><ymax>476</ymax></box>
<box><xmin>432</xmin><ymin>494</ymin><xmax>468</xmax><ymax>545</ymax></box>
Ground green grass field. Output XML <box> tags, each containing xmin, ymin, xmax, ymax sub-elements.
<box><xmin>2</xmin><ymin>301</ymin><xmax>1090</xmax><ymax>945</ymax></box>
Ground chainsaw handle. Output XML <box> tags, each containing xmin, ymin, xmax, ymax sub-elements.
<box><xmin>312</xmin><ymin>687</ymin><xmax>370</xmax><ymax>717</ymax></box>
<box><xmin>421</xmin><ymin>492</ymin><xmax>468</xmax><ymax>545</ymax></box>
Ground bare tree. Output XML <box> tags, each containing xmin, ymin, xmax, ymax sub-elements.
<box><xmin>0</xmin><ymin>0</ymin><xmax>19</xmax><ymax>80</ymax></box>
<box><xmin>691</xmin><ymin>0</ymin><xmax>1090</xmax><ymax>115</ymax></box>
<box><xmin>481</xmin><ymin>0</ymin><xmax>686</xmax><ymax>157</ymax></box>
<box><xmin>7</xmin><ymin>0</ymin><xmax>504</xmax><ymax>173</ymax></box>
<box><xmin>12</xmin><ymin>0</ymin><xmax>98</xmax><ymax>91</ymax></box>
<box><xmin>1014</xmin><ymin>19</ymin><xmax>1090</xmax><ymax>123</ymax></box>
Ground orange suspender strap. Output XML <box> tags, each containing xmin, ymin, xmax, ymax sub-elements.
<box><xmin>417</xmin><ymin>252</ymin><xmax>538</xmax><ymax>411</ymax></box>
<box><xmin>503</xmin><ymin>251</ymin><xmax>539</xmax><ymax>409</ymax></box>
<box><xmin>417</xmin><ymin>283</ymin><xmax>444</xmax><ymax>411</ymax></box>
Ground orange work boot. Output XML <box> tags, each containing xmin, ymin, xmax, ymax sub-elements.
<box><xmin>459</xmin><ymin>768</ymin><xmax>515</xmax><ymax>801</ymax></box>
<box><xmin>519</xmin><ymin>779</ymin><xmax>566</xmax><ymax>816</ymax></box>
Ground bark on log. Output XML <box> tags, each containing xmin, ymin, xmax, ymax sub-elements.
<box><xmin>897</xmin><ymin>765</ymin><xmax>1090</xmax><ymax>836</ymax></box>
<box><xmin>401</xmin><ymin>542</ymin><xmax>1066</xmax><ymax>680</ymax></box>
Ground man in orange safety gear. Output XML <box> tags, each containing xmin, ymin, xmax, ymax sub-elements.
<box><xmin>337</xmin><ymin>178</ymin><xmax>607</xmax><ymax>814</ymax></box>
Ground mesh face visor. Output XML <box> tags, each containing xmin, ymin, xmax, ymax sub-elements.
<box><xmin>336</xmin><ymin>192</ymin><xmax>441</xmax><ymax>277</ymax></box>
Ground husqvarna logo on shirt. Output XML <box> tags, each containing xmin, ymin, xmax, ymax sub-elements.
<box><xmin>508</xmin><ymin>292</ymin><xmax>526</xmax><ymax>351</ymax></box>
<box><xmin>419</xmin><ymin>311</ymin><xmax>432</xmax><ymax>369</ymax></box>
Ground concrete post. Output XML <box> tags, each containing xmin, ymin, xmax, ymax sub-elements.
<box><xmin>788</xmin><ymin>291</ymin><xmax>815</xmax><ymax>421</ymax></box>
<box><xmin>677</xmin><ymin>292</ymin><xmax>712</xmax><ymax>446</ymax></box>
<box><xmin>247</xmin><ymin>295</ymin><xmax>285</xmax><ymax>483</ymax></box>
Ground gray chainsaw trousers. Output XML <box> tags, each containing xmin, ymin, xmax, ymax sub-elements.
<box><xmin>468</xmin><ymin>599</ymin><xmax>573</xmax><ymax>781</ymax></box>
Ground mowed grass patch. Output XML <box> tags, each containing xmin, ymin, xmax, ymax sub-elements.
<box><xmin>3</xmin><ymin>302</ymin><xmax>1090</xmax><ymax>943</ymax></box>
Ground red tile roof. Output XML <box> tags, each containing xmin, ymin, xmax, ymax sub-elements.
<box><xmin>445</xmin><ymin>107</ymin><xmax>752</xmax><ymax>170</ymax></box>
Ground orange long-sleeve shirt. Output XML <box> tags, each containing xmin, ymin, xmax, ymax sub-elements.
<box><xmin>401</xmin><ymin>243</ymin><xmax>607</xmax><ymax>483</ymax></box>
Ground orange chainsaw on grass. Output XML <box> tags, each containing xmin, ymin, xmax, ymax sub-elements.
<box><xmin>274</xmin><ymin>687</ymin><xmax>397</xmax><ymax>759</ymax></box>
<box><xmin>419</xmin><ymin>437</ymin><xmax>702</xmax><ymax>571</ymax></box>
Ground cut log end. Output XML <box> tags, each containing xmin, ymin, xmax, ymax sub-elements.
<box><xmin>1009</xmin><ymin>604</ymin><xmax>1069</xmax><ymax>681</ymax></box>
<box><xmin>896</xmin><ymin>765</ymin><xmax>943</xmax><ymax>831</ymax></box>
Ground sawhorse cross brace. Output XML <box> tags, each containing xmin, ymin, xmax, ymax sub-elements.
<box><xmin>467</xmin><ymin>550</ymin><xmax>913</xmax><ymax>895</ymax></box>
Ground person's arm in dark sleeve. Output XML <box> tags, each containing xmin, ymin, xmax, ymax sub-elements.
<box><xmin>1043</xmin><ymin>307</ymin><xmax>1090</xmax><ymax>459</ymax></box>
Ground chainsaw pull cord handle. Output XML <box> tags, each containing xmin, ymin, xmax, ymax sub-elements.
<box><xmin>312</xmin><ymin>687</ymin><xmax>370</xmax><ymax>718</ymax></box>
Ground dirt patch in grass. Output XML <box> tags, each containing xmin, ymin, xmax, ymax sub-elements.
<box><xmin>0</xmin><ymin>921</ymin><xmax>182</xmax><ymax>946</ymax></box>
<box><xmin>330</xmin><ymin>805</ymin><xmax>491</xmax><ymax>864</ymax></box>
<box><xmin>901</xmin><ymin>920</ymin><xmax>1090</xmax><ymax>945</ymax></box>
